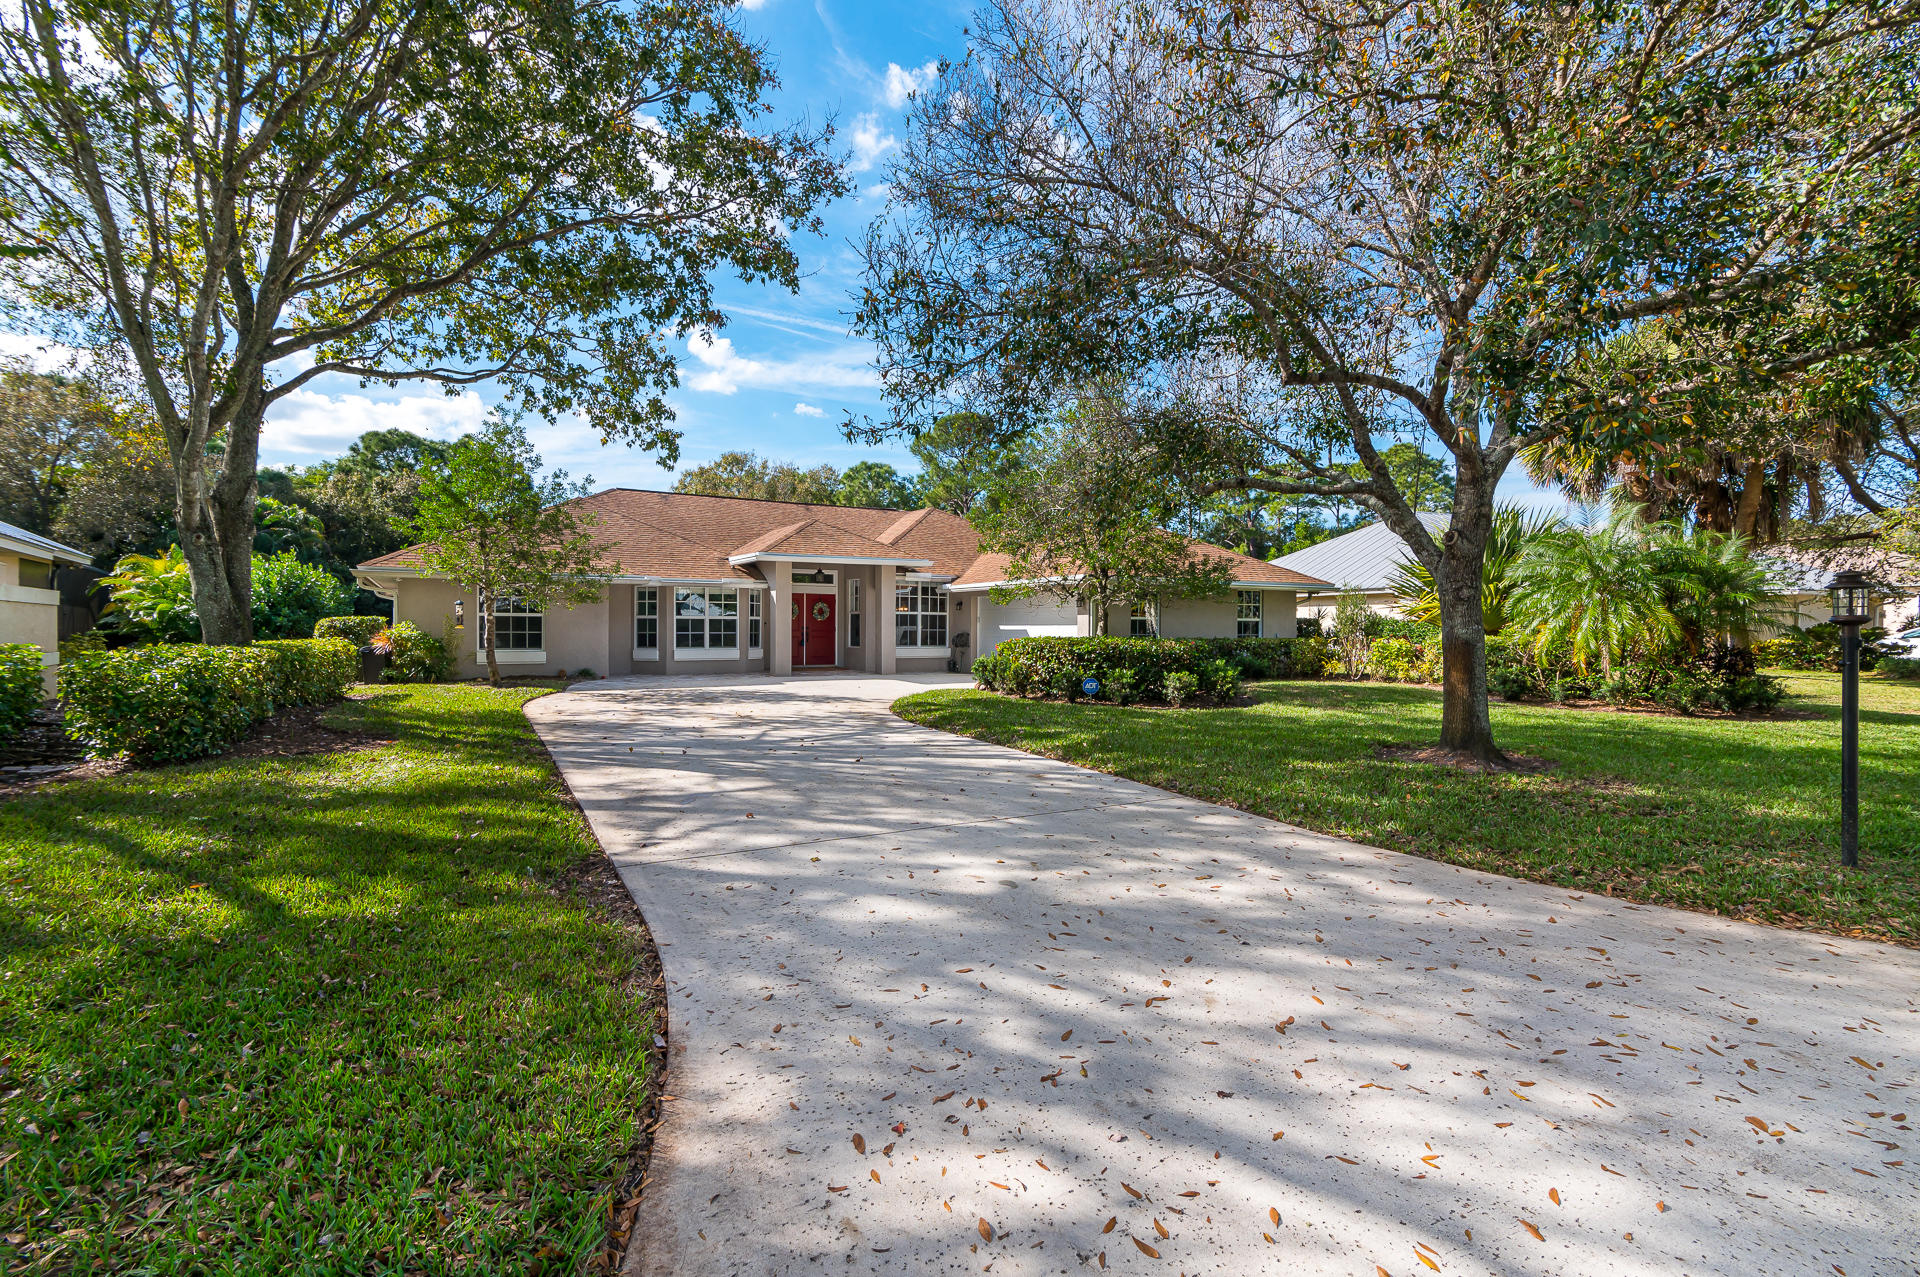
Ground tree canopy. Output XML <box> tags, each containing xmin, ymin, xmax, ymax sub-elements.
<box><xmin>0</xmin><ymin>0</ymin><xmax>844</xmax><ymax>641</ymax></box>
<box><xmin>410</xmin><ymin>419</ymin><xmax>612</xmax><ymax>685</ymax></box>
<box><xmin>856</xmin><ymin>0</ymin><xmax>1920</xmax><ymax>760</ymax></box>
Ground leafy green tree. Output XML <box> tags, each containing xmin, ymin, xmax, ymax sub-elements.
<box><xmin>977</xmin><ymin>393</ymin><xmax>1231</xmax><ymax>632</ymax></box>
<box><xmin>906</xmin><ymin>412</ymin><xmax>1031</xmax><ymax>514</ymax></box>
<box><xmin>670</xmin><ymin>451</ymin><xmax>841</xmax><ymax>504</ymax></box>
<box><xmin>857</xmin><ymin>0</ymin><xmax>1920</xmax><ymax>762</ymax></box>
<box><xmin>0</xmin><ymin>357</ymin><xmax>111</xmax><ymax>535</ymax></box>
<box><xmin>51</xmin><ymin>406</ymin><xmax>175</xmax><ymax>563</ymax></box>
<box><xmin>1388</xmin><ymin>507</ymin><xmax>1563</xmax><ymax>635</ymax></box>
<box><xmin>0</xmin><ymin>0</ymin><xmax>844</xmax><ymax>643</ymax></box>
<box><xmin>835</xmin><ymin>461</ymin><xmax>918</xmax><ymax>510</ymax></box>
<box><xmin>252</xmin><ymin>497</ymin><xmax>326</xmax><ymax>562</ymax></box>
<box><xmin>250</xmin><ymin>552</ymin><xmax>354</xmax><ymax>639</ymax></box>
<box><xmin>411</xmin><ymin>419</ymin><xmax>613</xmax><ymax>685</ymax></box>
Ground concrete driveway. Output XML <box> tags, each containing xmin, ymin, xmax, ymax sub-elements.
<box><xmin>525</xmin><ymin>673</ymin><xmax>1919</xmax><ymax>1277</ymax></box>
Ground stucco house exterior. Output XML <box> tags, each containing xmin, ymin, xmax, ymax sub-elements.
<box><xmin>0</xmin><ymin>520</ymin><xmax>92</xmax><ymax>694</ymax></box>
<box><xmin>354</xmin><ymin>488</ymin><xmax>1331</xmax><ymax>681</ymax></box>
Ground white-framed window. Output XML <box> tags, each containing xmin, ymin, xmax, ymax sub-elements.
<box><xmin>481</xmin><ymin>594</ymin><xmax>544</xmax><ymax>653</ymax></box>
<box><xmin>848</xmin><ymin>578</ymin><xmax>862</xmax><ymax>648</ymax></box>
<box><xmin>1129</xmin><ymin>601</ymin><xmax>1155</xmax><ymax>637</ymax></box>
<box><xmin>1236</xmin><ymin>590</ymin><xmax>1263</xmax><ymax>638</ymax></box>
<box><xmin>675</xmin><ymin>587</ymin><xmax>738</xmax><ymax>651</ymax></box>
<box><xmin>748</xmin><ymin>591</ymin><xmax>763</xmax><ymax>652</ymax></box>
<box><xmin>896</xmin><ymin>583</ymin><xmax>948</xmax><ymax>648</ymax></box>
<box><xmin>634</xmin><ymin>588</ymin><xmax>659</xmax><ymax>654</ymax></box>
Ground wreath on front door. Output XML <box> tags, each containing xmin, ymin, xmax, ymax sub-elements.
<box><xmin>812</xmin><ymin>600</ymin><xmax>832</xmax><ymax>622</ymax></box>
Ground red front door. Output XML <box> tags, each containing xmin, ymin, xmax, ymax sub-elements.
<box><xmin>792</xmin><ymin>592</ymin><xmax>836</xmax><ymax>666</ymax></box>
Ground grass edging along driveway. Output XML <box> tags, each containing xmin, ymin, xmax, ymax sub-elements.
<box><xmin>0</xmin><ymin>683</ymin><xmax>660</xmax><ymax>1275</ymax></box>
<box><xmin>893</xmin><ymin>670</ymin><xmax>1920</xmax><ymax>945</ymax></box>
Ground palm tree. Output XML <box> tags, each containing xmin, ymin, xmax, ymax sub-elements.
<box><xmin>1508</xmin><ymin>507</ymin><xmax>1675</xmax><ymax>677</ymax></box>
<box><xmin>1386</xmin><ymin>505</ymin><xmax>1562</xmax><ymax>635</ymax></box>
<box><xmin>1646</xmin><ymin>524</ymin><xmax>1788</xmax><ymax>651</ymax></box>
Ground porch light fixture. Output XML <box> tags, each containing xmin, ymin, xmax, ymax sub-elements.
<box><xmin>1827</xmin><ymin>571</ymin><xmax>1869</xmax><ymax>868</ymax></box>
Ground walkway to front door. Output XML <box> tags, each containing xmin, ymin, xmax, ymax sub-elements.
<box><xmin>791</xmin><ymin>591</ymin><xmax>835</xmax><ymax>667</ymax></box>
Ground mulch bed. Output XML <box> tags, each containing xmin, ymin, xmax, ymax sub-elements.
<box><xmin>1373</xmin><ymin>741</ymin><xmax>1561</xmax><ymax>775</ymax></box>
<box><xmin>0</xmin><ymin>694</ymin><xmax>394</xmax><ymax>798</ymax></box>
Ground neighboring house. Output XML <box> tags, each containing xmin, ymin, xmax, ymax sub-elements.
<box><xmin>354</xmin><ymin>488</ymin><xmax>1331</xmax><ymax>680</ymax></box>
<box><xmin>0</xmin><ymin>520</ymin><xmax>93</xmax><ymax>694</ymax></box>
<box><xmin>1759</xmin><ymin>551</ymin><xmax>1920</xmax><ymax>633</ymax></box>
<box><xmin>1270</xmin><ymin>513</ymin><xmax>1450</xmax><ymax>622</ymax></box>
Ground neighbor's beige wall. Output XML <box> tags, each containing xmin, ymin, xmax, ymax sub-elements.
<box><xmin>0</xmin><ymin>551</ymin><xmax>62</xmax><ymax>694</ymax></box>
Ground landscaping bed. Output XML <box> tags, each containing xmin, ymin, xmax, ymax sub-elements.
<box><xmin>894</xmin><ymin>670</ymin><xmax>1920</xmax><ymax>943</ymax></box>
<box><xmin>0</xmin><ymin>683</ymin><xmax>661</xmax><ymax>1273</ymax></box>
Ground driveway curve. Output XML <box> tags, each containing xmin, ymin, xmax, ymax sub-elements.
<box><xmin>525</xmin><ymin>673</ymin><xmax>1919</xmax><ymax>1277</ymax></box>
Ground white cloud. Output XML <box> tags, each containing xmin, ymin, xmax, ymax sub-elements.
<box><xmin>739</xmin><ymin>0</ymin><xmax>766</xmax><ymax>7</ymax></box>
<box><xmin>793</xmin><ymin>402</ymin><xmax>825</xmax><ymax>417</ymax></box>
<box><xmin>847</xmin><ymin>112</ymin><xmax>895</xmax><ymax>174</ymax></box>
<box><xmin>260</xmin><ymin>381</ymin><xmax>489</xmax><ymax>466</ymax></box>
<box><xmin>684</xmin><ymin>329</ymin><xmax>876</xmax><ymax>396</ymax></box>
<box><xmin>884</xmin><ymin>60</ymin><xmax>939</xmax><ymax>108</ymax></box>
<box><xmin>0</xmin><ymin>331</ymin><xmax>87</xmax><ymax>372</ymax></box>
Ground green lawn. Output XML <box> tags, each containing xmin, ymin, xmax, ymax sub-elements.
<box><xmin>0</xmin><ymin>684</ymin><xmax>655</xmax><ymax>1275</ymax></box>
<box><xmin>894</xmin><ymin>670</ymin><xmax>1920</xmax><ymax>944</ymax></box>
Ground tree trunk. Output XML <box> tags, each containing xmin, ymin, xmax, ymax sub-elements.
<box><xmin>173</xmin><ymin>381</ymin><xmax>261</xmax><ymax>645</ymax></box>
<box><xmin>1732</xmin><ymin>459</ymin><xmax>1767</xmax><ymax>538</ymax></box>
<box><xmin>485</xmin><ymin>624</ymin><xmax>500</xmax><ymax>686</ymax></box>
<box><xmin>1434</xmin><ymin>533</ymin><xmax>1501</xmax><ymax>763</ymax></box>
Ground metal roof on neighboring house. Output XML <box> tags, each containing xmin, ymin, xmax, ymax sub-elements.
<box><xmin>1269</xmin><ymin>513</ymin><xmax>1450</xmax><ymax>595</ymax></box>
<box><xmin>0</xmin><ymin>519</ymin><xmax>91</xmax><ymax>566</ymax></box>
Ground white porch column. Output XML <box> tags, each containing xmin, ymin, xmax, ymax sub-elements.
<box><xmin>767</xmin><ymin>562</ymin><xmax>794</xmax><ymax>676</ymax></box>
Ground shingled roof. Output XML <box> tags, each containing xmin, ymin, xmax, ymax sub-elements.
<box><xmin>359</xmin><ymin>487</ymin><xmax>1332</xmax><ymax>590</ymax></box>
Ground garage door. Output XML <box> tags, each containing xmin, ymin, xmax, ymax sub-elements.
<box><xmin>978</xmin><ymin>595</ymin><xmax>1078</xmax><ymax>656</ymax></box>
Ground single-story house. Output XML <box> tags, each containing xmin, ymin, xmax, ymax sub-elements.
<box><xmin>0</xmin><ymin>520</ymin><xmax>93</xmax><ymax>694</ymax></box>
<box><xmin>354</xmin><ymin>488</ymin><xmax>1331</xmax><ymax>680</ymax></box>
<box><xmin>1759</xmin><ymin>551</ymin><xmax>1920</xmax><ymax>633</ymax></box>
<box><xmin>1268</xmin><ymin>512</ymin><xmax>1920</xmax><ymax>634</ymax></box>
<box><xmin>1270</xmin><ymin>514</ymin><xmax>1448</xmax><ymax>622</ymax></box>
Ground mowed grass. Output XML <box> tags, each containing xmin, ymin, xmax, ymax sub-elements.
<box><xmin>894</xmin><ymin>670</ymin><xmax>1920</xmax><ymax>944</ymax></box>
<box><xmin>0</xmin><ymin>685</ymin><xmax>654</xmax><ymax>1275</ymax></box>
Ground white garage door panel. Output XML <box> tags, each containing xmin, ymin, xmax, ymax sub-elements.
<box><xmin>978</xmin><ymin>596</ymin><xmax>1078</xmax><ymax>656</ymax></box>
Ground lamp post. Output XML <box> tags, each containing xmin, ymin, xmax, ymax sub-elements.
<box><xmin>1827</xmin><ymin>570</ymin><xmax>1871</xmax><ymax>868</ymax></box>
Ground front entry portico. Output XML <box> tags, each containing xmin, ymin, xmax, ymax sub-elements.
<box><xmin>791</xmin><ymin>591</ymin><xmax>836</xmax><ymax>667</ymax></box>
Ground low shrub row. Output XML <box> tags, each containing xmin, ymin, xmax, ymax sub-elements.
<box><xmin>59</xmin><ymin>638</ymin><xmax>358</xmax><ymax>762</ymax></box>
<box><xmin>313</xmin><ymin>614</ymin><xmax>387</xmax><ymax>645</ymax></box>
<box><xmin>0</xmin><ymin>643</ymin><xmax>44</xmax><ymax>739</ymax></box>
<box><xmin>971</xmin><ymin>635</ymin><xmax>1332</xmax><ymax>706</ymax></box>
<box><xmin>1486</xmin><ymin>638</ymin><xmax>1785</xmax><ymax>714</ymax></box>
<box><xmin>1753</xmin><ymin>623</ymin><xmax>1889</xmax><ymax>672</ymax></box>
<box><xmin>1881</xmin><ymin>656</ymin><xmax>1920</xmax><ymax>680</ymax></box>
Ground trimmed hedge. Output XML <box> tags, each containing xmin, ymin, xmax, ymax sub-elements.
<box><xmin>314</xmin><ymin>614</ymin><xmax>387</xmax><ymax>645</ymax></box>
<box><xmin>1881</xmin><ymin>656</ymin><xmax>1920</xmax><ymax>680</ymax></box>
<box><xmin>1486</xmin><ymin>638</ymin><xmax>1784</xmax><ymax>714</ymax></box>
<box><xmin>0</xmin><ymin>643</ymin><xmax>44</xmax><ymax>738</ymax></box>
<box><xmin>972</xmin><ymin>635</ymin><xmax>1329</xmax><ymax>706</ymax></box>
<box><xmin>59</xmin><ymin>638</ymin><xmax>357</xmax><ymax>762</ymax></box>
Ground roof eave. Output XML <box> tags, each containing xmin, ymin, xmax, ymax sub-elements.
<box><xmin>727</xmin><ymin>551</ymin><xmax>935</xmax><ymax>568</ymax></box>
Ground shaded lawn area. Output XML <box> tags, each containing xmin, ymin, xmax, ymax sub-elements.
<box><xmin>894</xmin><ymin>670</ymin><xmax>1920</xmax><ymax>944</ymax></box>
<box><xmin>0</xmin><ymin>684</ymin><xmax>655</xmax><ymax>1275</ymax></box>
